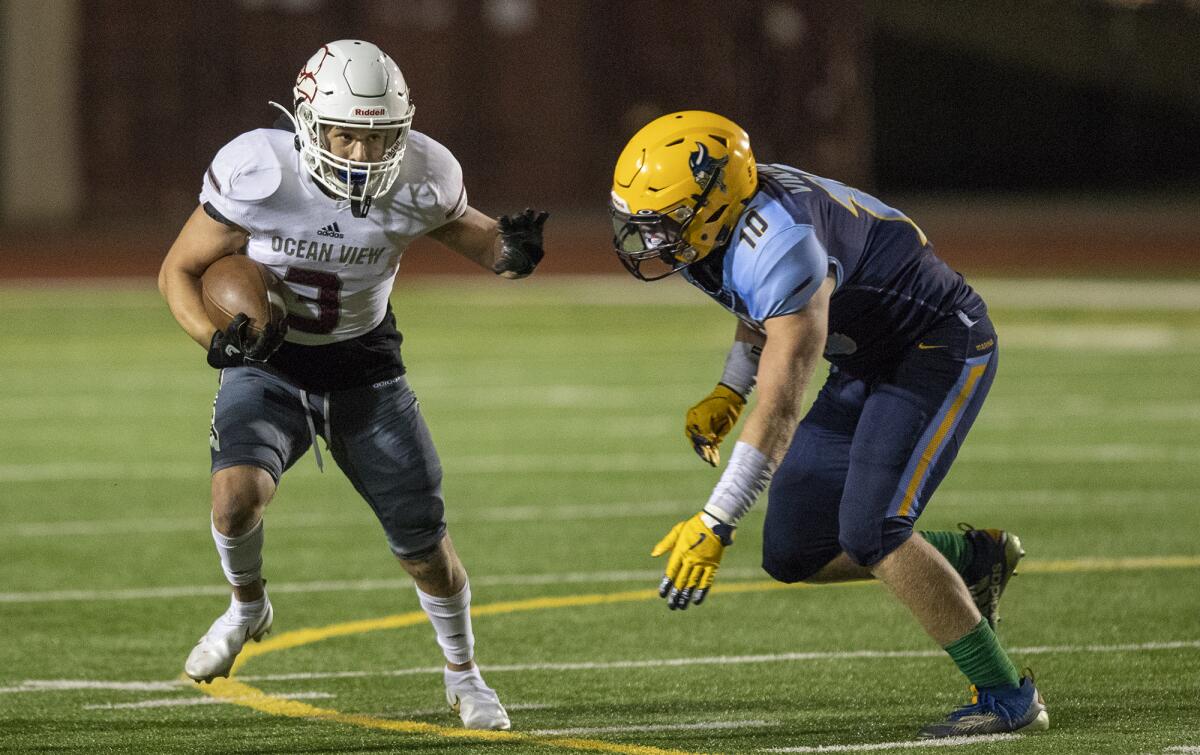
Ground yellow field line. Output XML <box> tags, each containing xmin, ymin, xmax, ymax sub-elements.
<box><xmin>1019</xmin><ymin>554</ymin><xmax>1200</xmax><ymax>573</ymax></box>
<box><xmin>195</xmin><ymin>555</ymin><xmax>1200</xmax><ymax>753</ymax></box>
<box><xmin>233</xmin><ymin>582</ymin><xmax>806</xmax><ymax>669</ymax></box>
<box><xmin>198</xmin><ymin>675</ymin><xmax>694</xmax><ymax>754</ymax></box>
<box><xmin>198</xmin><ymin>581</ymin><xmax>809</xmax><ymax>755</ymax></box>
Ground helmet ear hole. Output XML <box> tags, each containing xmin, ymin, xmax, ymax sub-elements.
<box><xmin>705</xmin><ymin>203</ymin><xmax>729</xmax><ymax>224</ymax></box>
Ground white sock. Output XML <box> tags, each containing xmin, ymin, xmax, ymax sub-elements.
<box><xmin>444</xmin><ymin>665</ymin><xmax>484</xmax><ymax>688</ymax></box>
<box><xmin>416</xmin><ymin>582</ymin><xmax>475</xmax><ymax>666</ymax></box>
<box><xmin>226</xmin><ymin>594</ymin><xmax>266</xmax><ymax>623</ymax></box>
<box><xmin>211</xmin><ymin>515</ymin><xmax>264</xmax><ymax>587</ymax></box>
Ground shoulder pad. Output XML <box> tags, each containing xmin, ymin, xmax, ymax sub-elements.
<box><xmin>404</xmin><ymin>130</ymin><xmax>467</xmax><ymax>222</ymax></box>
<box><xmin>746</xmin><ymin>225</ymin><xmax>828</xmax><ymax>320</ymax></box>
<box><xmin>206</xmin><ymin>130</ymin><xmax>284</xmax><ymax>204</ymax></box>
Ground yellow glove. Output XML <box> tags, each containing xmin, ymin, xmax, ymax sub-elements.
<box><xmin>650</xmin><ymin>511</ymin><xmax>735</xmax><ymax>610</ymax></box>
<box><xmin>685</xmin><ymin>383</ymin><xmax>746</xmax><ymax>467</ymax></box>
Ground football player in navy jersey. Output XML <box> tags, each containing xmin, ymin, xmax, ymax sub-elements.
<box><xmin>609</xmin><ymin>111</ymin><xmax>1047</xmax><ymax>738</ymax></box>
<box><xmin>159</xmin><ymin>40</ymin><xmax>547</xmax><ymax>730</ymax></box>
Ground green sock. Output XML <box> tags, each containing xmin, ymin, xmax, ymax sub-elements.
<box><xmin>920</xmin><ymin>530</ymin><xmax>973</xmax><ymax>574</ymax></box>
<box><xmin>945</xmin><ymin>618</ymin><xmax>1021</xmax><ymax>690</ymax></box>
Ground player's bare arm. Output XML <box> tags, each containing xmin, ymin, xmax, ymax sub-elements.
<box><xmin>426</xmin><ymin>206</ymin><xmax>500</xmax><ymax>269</ymax></box>
<box><xmin>159</xmin><ymin>205</ymin><xmax>248</xmax><ymax>348</ymax></box>
<box><xmin>736</xmin><ymin>275</ymin><xmax>833</xmax><ymax>464</ymax></box>
<box><xmin>735</xmin><ymin>320</ymin><xmax>767</xmax><ymax>349</ymax></box>
<box><xmin>428</xmin><ymin>205</ymin><xmax>548</xmax><ymax>279</ymax></box>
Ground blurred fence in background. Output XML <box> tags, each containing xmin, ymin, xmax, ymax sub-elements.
<box><xmin>0</xmin><ymin>0</ymin><xmax>1196</xmax><ymax>275</ymax></box>
<box><xmin>71</xmin><ymin>0</ymin><xmax>869</xmax><ymax>222</ymax></box>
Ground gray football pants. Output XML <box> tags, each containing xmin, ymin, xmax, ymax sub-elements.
<box><xmin>209</xmin><ymin>366</ymin><xmax>446</xmax><ymax>558</ymax></box>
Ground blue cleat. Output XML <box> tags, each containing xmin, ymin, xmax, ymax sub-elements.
<box><xmin>960</xmin><ymin>524</ymin><xmax>1025</xmax><ymax>629</ymax></box>
<box><xmin>919</xmin><ymin>675</ymin><xmax>1049</xmax><ymax>738</ymax></box>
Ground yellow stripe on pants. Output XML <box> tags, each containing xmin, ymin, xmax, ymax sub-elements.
<box><xmin>897</xmin><ymin>362</ymin><xmax>988</xmax><ymax>517</ymax></box>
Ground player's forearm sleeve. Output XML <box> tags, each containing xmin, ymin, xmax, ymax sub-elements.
<box><xmin>702</xmin><ymin>441</ymin><xmax>777</xmax><ymax>525</ymax></box>
<box><xmin>720</xmin><ymin>340</ymin><xmax>762</xmax><ymax>397</ymax></box>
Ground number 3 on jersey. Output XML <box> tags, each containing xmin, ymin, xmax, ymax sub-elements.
<box><xmin>284</xmin><ymin>267</ymin><xmax>341</xmax><ymax>334</ymax></box>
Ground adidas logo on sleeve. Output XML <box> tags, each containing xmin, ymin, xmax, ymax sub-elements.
<box><xmin>317</xmin><ymin>222</ymin><xmax>344</xmax><ymax>238</ymax></box>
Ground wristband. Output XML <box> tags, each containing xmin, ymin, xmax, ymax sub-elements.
<box><xmin>699</xmin><ymin>510</ymin><xmax>736</xmax><ymax>545</ymax></box>
<box><xmin>702</xmin><ymin>441</ymin><xmax>776</xmax><ymax>525</ymax></box>
<box><xmin>720</xmin><ymin>340</ymin><xmax>762</xmax><ymax>398</ymax></box>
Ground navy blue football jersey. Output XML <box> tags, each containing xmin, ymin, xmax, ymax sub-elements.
<box><xmin>681</xmin><ymin>163</ymin><xmax>985</xmax><ymax>375</ymax></box>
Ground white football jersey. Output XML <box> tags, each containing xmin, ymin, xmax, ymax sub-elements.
<box><xmin>199</xmin><ymin>128</ymin><xmax>467</xmax><ymax>345</ymax></box>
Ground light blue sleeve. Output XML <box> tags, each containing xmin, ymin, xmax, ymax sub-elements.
<box><xmin>745</xmin><ymin>225</ymin><xmax>829</xmax><ymax>320</ymax></box>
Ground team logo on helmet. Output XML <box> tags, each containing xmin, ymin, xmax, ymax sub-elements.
<box><xmin>689</xmin><ymin>142</ymin><xmax>728</xmax><ymax>191</ymax></box>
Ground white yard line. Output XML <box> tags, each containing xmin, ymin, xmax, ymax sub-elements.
<box><xmin>4</xmin><ymin>443</ymin><xmax>1199</xmax><ymax>483</ymax></box>
<box><xmin>761</xmin><ymin>733</ymin><xmax>1020</xmax><ymax>752</ymax></box>
<box><xmin>5</xmin><ymin>488</ymin><xmax>1191</xmax><ymax>541</ymax></box>
<box><xmin>4</xmin><ymin>545</ymin><xmax>1199</xmax><ymax>604</ymax></box>
<box><xmin>83</xmin><ymin>691</ymin><xmax>333</xmax><ymax>710</ymax></box>
<box><xmin>3</xmin><ymin>680</ymin><xmax>183</xmax><ymax>692</ymax></box>
<box><xmin>375</xmin><ymin>702</ymin><xmax>555</xmax><ymax>718</ymax></box>
<box><xmin>963</xmin><ymin>444</ymin><xmax>1200</xmax><ymax>464</ymax></box>
<box><xmin>530</xmin><ymin>720</ymin><xmax>775</xmax><ymax>736</ymax></box>
<box><xmin>0</xmin><ymin>461</ymin><xmax>198</xmax><ymax>482</ymax></box>
<box><xmin>9</xmin><ymin>639</ymin><xmax>1193</xmax><ymax>695</ymax></box>
<box><xmin>998</xmin><ymin>324</ymin><xmax>1189</xmax><ymax>351</ymax></box>
<box><xmin>192</xmin><ymin>639</ymin><xmax>1200</xmax><ymax>684</ymax></box>
<box><xmin>0</xmin><ymin>568</ymin><xmax>764</xmax><ymax>605</ymax></box>
<box><xmin>970</xmin><ymin>279</ymin><xmax>1200</xmax><ymax>311</ymax></box>
<box><xmin>7</xmin><ymin>500</ymin><xmax>696</xmax><ymax>538</ymax></box>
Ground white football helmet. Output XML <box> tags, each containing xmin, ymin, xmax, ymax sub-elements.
<box><xmin>286</xmin><ymin>40</ymin><xmax>415</xmax><ymax>215</ymax></box>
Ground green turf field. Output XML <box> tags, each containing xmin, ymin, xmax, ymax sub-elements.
<box><xmin>1</xmin><ymin>276</ymin><xmax>1198</xmax><ymax>754</ymax></box>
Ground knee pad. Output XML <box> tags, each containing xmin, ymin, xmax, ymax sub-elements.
<box><xmin>839</xmin><ymin>516</ymin><xmax>914</xmax><ymax>567</ymax></box>
<box><xmin>761</xmin><ymin>536</ymin><xmax>840</xmax><ymax>584</ymax></box>
<box><xmin>376</xmin><ymin>485</ymin><xmax>447</xmax><ymax>559</ymax></box>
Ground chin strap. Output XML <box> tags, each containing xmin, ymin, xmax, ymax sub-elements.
<box><xmin>350</xmin><ymin>195</ymin><xmax>372</xmax><ymax>218</ymax></box>
<box><xmin>272</xmin><ymin>99</ymin><xmax>374</xmax><ymax>217</ymax></box>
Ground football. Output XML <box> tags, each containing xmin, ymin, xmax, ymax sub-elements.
<box><xmin>201</xmin><ymin>255</ymin><xmax>288</xmax><ymax>337</ymax></box>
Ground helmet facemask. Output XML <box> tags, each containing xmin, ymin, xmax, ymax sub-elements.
<box><xmin>295</xmin><ymin>99</ymin><xmax>414</xmax><ymax>216</ymax></box>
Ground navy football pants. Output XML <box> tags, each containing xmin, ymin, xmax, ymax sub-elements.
<box><xmin>762</xmin><ymin>314</ymin><xmax>998</xmax><ymax>581</ymax></box>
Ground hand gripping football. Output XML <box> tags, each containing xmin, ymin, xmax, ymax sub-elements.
<box><xmin>201</xmin><ymin>255</ymin><xmax>288</xmax><ymax>338</ymax></box>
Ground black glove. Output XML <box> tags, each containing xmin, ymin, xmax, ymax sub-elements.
<box><xmin>207</xmin><ymin>313</ymin><xmax>287</xmax><ymax>368</ymax></box>
<box><xmin>493</xmin><ymin>208</ymin><xmax>548</xmax><ymax>279</ymax></box>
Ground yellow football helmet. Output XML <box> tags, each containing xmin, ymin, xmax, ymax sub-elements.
<box><xmin>610</xmin><ymin>111</ymin><xmax>757</xmax><ymax>281</ymax></box>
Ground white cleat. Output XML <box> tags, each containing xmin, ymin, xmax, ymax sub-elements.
<box><xmin>184</xmin><ymin>597</ymin><xmax>273</xmax><ymax>683</ymax></box>
<box><xmin>445</xmin><ymin>666</ymin><xmax>511</xmax><ymax>730</ymax></box>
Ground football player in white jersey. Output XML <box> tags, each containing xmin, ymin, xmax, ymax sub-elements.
<box><xmin>158</xmin><ymin>40</ymin><xmax>548</xmax><ymax>731</ymax></box>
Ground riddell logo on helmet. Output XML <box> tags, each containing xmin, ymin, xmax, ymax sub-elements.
<box><xmin>353</xmin><ymin>107</ymin><xmax>386</xmax><ymax>116</ymax></box>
